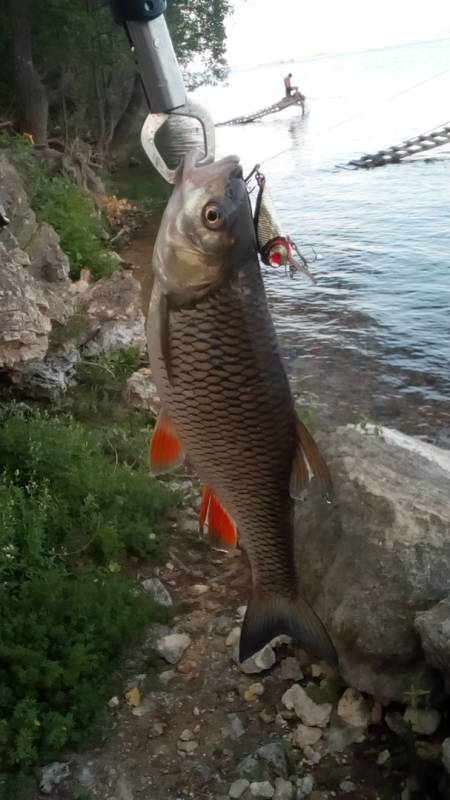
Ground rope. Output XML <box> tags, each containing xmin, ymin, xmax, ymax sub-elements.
<box><xmin>259</xmin><ymin>66</ymin><xmax>450</xmax><ymax>168</ymax></box>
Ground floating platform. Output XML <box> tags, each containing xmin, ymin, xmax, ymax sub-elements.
<box><xmin>217</xmin><ymin>93</ymin><xmax>305</xmax><ymax>126</ymax></box>
<box><xmin>348</xmin><ymin>124</ymin><xmax>450</xmax><ymax>169</ymax></box>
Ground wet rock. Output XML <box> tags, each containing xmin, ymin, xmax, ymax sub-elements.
<box><xmin>142</xmin><ymin>577</ymin><xmax>173</xmax><ymax>607</ymax></box>
<box><xmin>296</xmin><ymin>775</ymin><xmax>314</xmax><ymax>798</ymax></box>
<box><xmin>229</xmin><ymin>779</ymin><xmax>250</xmax><ymax>799</ymax></box>
<box><xmin>442</xmin><ymin>738</ymin><xmax>450</xmax><ymax>774</ymax></box>
<box><xmin>126</xmin><ymin>367</ymin><xmax>160</xmax><ymax>417</ymax></box>
<box><xmin>40</xmin><ymin>762</ymin><xmax>71</xmax><ymax>794</ymax></box>
<box><xmin>293</xmin><ymin>724</ymin><xmax>323</xmax><ymax>748</ymax></box>
<box><xmin>281</xmin><ymin>684</ymin><xmax>332</xmax><ymax>728</ymax></box>
<box><xmin>274</xmin><ymin>777</ymin><xmax>294</xmax><ymax>800</ymax></box>
<box><xmin>337</xmin><ymin>688</ymin><xmax>371</xmax><ymax>729</ymax></box>
<box><xmin>244</xmin><ymin>682</ymin><xmax>265</xmax><ymax>702</ymax></box>
<box><xmin>250</xmin><ymin>781</ymin><xmax>274</xmax><ymax>798</ymax></box>
<box><xmin>280</xmin><ymin>657</ymin><xmax>304</xmax><ymax>682</ymax></box>
<box><xmin>295</xmin><ymin>425</ymin><xmax>450</xmax><ymax>701</ymax></box>
<box><xmin>415</xmin><ymin>597</ymin><xmax>450</xmax><ymax>690</ymax></box>
<box><xmin>156</xmin><ymin>632</ymin><xmax>191</xmax><ymax>664</ymax></box>
<box><xmin>82</xmin><ymin>270</ymin><xmax>146</xmax><ymax>356</ymax></box>
<box><xmin>403</xmin><ymin>707</ymin><xmax>441</xmax><ymax>736</ymax></box>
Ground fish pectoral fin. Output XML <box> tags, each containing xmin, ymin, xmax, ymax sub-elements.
<box><xmin>290</xmin><ymin>418</ymin><xmax>333</xmax><ymax>501</ymax></box>
<box><xmin>199</xmin><ymin>485</ymin><xmax>238</xmax><ymax>550</ymax></box>
<box><xmin>239</xmin><ymin>590</ymin><xmax>338</xmax><ymax>667</ymax></box>
<box><xmin>149</xmin><ymin>408</ymin><xmax>184</xmax><ymax>474</ymax></box>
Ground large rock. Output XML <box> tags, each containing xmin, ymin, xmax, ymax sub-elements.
<box><xmin>295</xmin><ymin>425</ymin><xmax>450</xmax><ymax>701</ymax></box>
<box><xmin>27</xmin><ymin>222</ymin><xmax>71</xmax><ymax>282</ymax></box>
<box><xmin>10</xmin><ymin>344</ymin><xmax>80</xmax><ymax>398</ymax></box>
<box><xmin>126</xmin><ymin>367</ymin><xmax>160</xmax><ymax>416</ymax></box>
<box><xmin>0</xmin><ymin>244</ymin><xmax>51</xmax><ymax>366</ymax></box>
<box><xmin>415</xmin><ymin>598</ymin><xmax>450</xmax><ymax>691</ymax></box>
<box><xmin>82</xmin><ymin>270</ymin><xmax>146</xmax><ymax>356</ymax></box>
<box><xmin>0</xmin><ymin>150</ymin><xmax>37</xmax><ymax>248</ymax></box>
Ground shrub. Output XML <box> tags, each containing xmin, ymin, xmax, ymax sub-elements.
<box><xmin>0</xmin><ymin>133</ymin><xmax>116</xmax><ymax>280</ymax></box>
<box><xmin>0</xmin><ymin>407</ymin><xmax>175</xmax><ymax>785</ymax></box>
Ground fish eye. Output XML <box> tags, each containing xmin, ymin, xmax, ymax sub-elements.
<box><xmin>202</xmin><ymin>202</ymin><xmax>224</xmax><ymax>230</ymax></box>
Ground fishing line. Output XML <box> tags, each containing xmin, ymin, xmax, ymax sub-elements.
<box><xmin>259</xmin><ymin>66</ymin><xmax>450</xmax><ymax>168</ymax></box>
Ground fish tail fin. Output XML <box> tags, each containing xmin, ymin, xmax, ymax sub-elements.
<box><xmin>239</xmin><ymin>590</ymin><xmax>338</xmax><ymax>667</ymax></box>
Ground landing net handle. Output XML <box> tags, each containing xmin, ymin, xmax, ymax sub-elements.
<box><xmin>110</xmin><ymin>0</ymin><xmax>187</xmax><ymax>114</ymax></box>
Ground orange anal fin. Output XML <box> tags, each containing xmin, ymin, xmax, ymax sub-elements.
<box><xmin>199</xmin><ymin>486</ymin><xmax>238</xmax><ymax>550</ymax></box>
<box><xmin>290</xmin><ymin>418</ymin><xmax>333</xmax><ymax>502</ymax></box>
<box><xmin>149</xmin><ymin>409</ymin><xmax>184</xmax><ymax>474</ymax></box>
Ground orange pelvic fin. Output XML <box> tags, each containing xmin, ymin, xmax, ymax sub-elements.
<box><xmin>290</xmin><ymin>418</ymin><xmax>333</xmax><ymax>501</ymax></box>
<box><xmin>149</xmin><ymin>409</ymin><xmax>184</xmax><ymax>474</ymax></box>
<box><xmin>199</xmin><ymin>486</ymin><xmax>237</xmax><ymax>549</ymax></box>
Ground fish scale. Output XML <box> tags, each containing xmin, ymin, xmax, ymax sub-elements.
<box><xmin>147</xmin><ymin>153</ymin><xmax>337</xmax><ymax>665</ymax></box>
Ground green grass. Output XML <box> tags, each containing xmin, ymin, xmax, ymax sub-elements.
<box><xmin>0</xmin><ymin>348</ymin><xmax>177</xmax><ymax>790</ymax></box>
<box><xmin>0</xmin><ymin>132</ymin><xmax>117</xmax><ymax>280</ymax></box>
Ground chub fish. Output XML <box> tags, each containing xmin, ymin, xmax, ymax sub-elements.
<box><xmin>147</xmin><ymin>151</ymin><xmax>337</xmax><ymax>666</ymax></box>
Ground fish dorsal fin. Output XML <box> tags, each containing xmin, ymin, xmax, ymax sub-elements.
<box><xmin>199</xmin><ymin>486</ymin><xmax>238</xmax><ymax>550</ymax></box>
<box><xmin>149</xmin><ymin>409</ymin><xmax>184</xmax><ymax>473</ymax></box>
<box><xmin>290</xmin><ymin>418</ymin><xmax>333</xmax><ymax>501</ymax></box>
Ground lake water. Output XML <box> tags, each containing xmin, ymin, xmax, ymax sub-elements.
<box><xmin>129</xmin><ymin>38</ymin><xmax>450</xmax><ymax>443</ymax></box>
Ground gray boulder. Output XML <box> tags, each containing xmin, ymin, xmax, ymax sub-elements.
<box><xmin>415</xmin><ymin>598</ymin><xmax>450</xmax><ymax>691</ymax></box>
<box><xmin>27</xmin><ymin>222</ymin><xmax>71</xmax><ymax>282</ymax></box>
<box><xmin>295</xmin><ymin>425</ymin><xmax>450</xmax><ymax>701</ymax></box>
<box><xmin>0</xmin><ymin>150</ymin><xmax>37</xmax><ymax>248</ymax></box>
<box><xmin>82</xmin><ymin>270</ymin><xmax>146</xmax><ymax>356</ymax></box>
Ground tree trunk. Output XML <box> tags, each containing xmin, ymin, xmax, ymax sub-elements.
<box><xmin>8</xmin><ymin>0</ymin><xmax>48</xmax><ymax>145</ymax></box>
<box><xmin>110</xmin><ymin>74</ymin><xmax>146</xmax><ymax>155</ymax></box>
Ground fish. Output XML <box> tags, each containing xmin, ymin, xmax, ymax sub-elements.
<box><xmin>146</xmin><ymin>150</ymin><xmax>337</xmax><ymax>666</ymax></box>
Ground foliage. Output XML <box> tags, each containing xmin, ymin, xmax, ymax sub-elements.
<box><xmin>0</xmin><ymin>404</ymin><xmax>175</xmax><ymax>786</ymax></box>
<box><xmin>0</xmin><ymin>133</ymin><xmax>116</xmax><ymax>279</ymax></box>
<box><xmin>0</xmin><ymin>0</ymin><xmax>231</xmax><ymax>145</ymax></box>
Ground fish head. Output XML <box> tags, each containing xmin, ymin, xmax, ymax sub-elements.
<box><xmin>153</xmin><ymin>151</ymin><xmax>256</xmax><ymax>296</ymax></box>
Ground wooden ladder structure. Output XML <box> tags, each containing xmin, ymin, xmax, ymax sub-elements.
<box><xmin>348</xmin><ymin>123</ymin><xmax>450</xmax><ymax>169</ymax></box>
<box><xmin>217</xmin><ymin>94</ymin><xmax>304</xmax><ymax>126</ymax></box>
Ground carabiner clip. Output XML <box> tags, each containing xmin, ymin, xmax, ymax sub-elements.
<box><xmin>141</xmin><ymin>99</ymin><xmax>216</xmax><ymax>184</ymax></box>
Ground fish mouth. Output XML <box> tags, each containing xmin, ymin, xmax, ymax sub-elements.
<box><xmin>178</xmin><ymin>150</ymin><xmax>243</xmax><ymax>187</ymax></box>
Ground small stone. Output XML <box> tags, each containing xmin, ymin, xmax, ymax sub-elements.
<box><xmin>236</xmin><ymin>754</ymin><xmax>259</xmax><ymax>780</ymax></box>
<box><xmin>293</xmin><ymin>724</ymin><xmax>323</xmax><ymax>749</ymax></box>
<box><xmin>229</xmin><ymin>779</ymin><xmax>250</xmax><ymax>799</ymax></box>
<box><xmin>385</xmin><ymin>710</ymin><xmax>407</xmax><ymax>736</ymax></box>
<box><xmin>310</xmin><ymin>663</ymin><xmax>333</xmax><ymax>679</ymax></box>
<box><xmin>77</xmin><ymin>765</ymin><xmax>95</xmax><ymax>788</ymax></box>
<box><xmin>274</xmin><ymin>777</ymin><xmax>294</xmax><ymax>800</ymax></box>
<box><xmin>244</xmin><ymin>682</ymin><xmax>265</xmax><ymax>702</ymax></box>
<box><xmin>337</xmin><ymin>688</ymin><xmax>371</xmax><ymax>729</ymax></box>
<box><xmin>124</xmin><ymin>686</ymin><xmax>141</xmax><ymax>707</ymax></box>
<box><xmin>159</xmin><ymin>669</ymin><xmax>176</xmax><ymax>685</ymax></box>
<box><xmin>156</xmin><ymin>632</ymin><xmax>191</xmax><ymax>664</ymax></box>
<box><xmin>108</xmin><ymin>695</ymin><xmax>120</xmax><ymax>708</ymax></box>
<box><xmin>239</xmin><ymin>643</ymin><xmax>277</xmax><ymax>674</ymax></box>
<box><xmin>260</xmin><ymin>710</ymin><xmax>275</xmax><ymax>724</ymax></box>
<box><xmin>40</xmin><ymin>762</ymin><xmax>72</xmax><ymax>795</ymax></box>
<box><xmin>141</xmin><ymin>577</ymin><xmax>173</xmax><ymax>607</ymax></box>
<box><xmin>282</xmin><ymin>684</ymin><xmax>332</xmax><ymax>728</ymax></box>
<box><xmin>403</xmin><ymin>707</ymin><xmax>441</xmax><ymax>736</ymax></box>
<box><xmin>301</xmin><ymin>746</ymin><xmax>322</xmax><ymax>766</ymax></box>
<box><xmin>296</xmin><ymin>775</ymin><xmax>314</xmax><ymax>798</ymax></box>
<box><xmin>416</xmin><ymin>740</ymin><xmax>441</xmax><ymax>761</ymax></box>
<box><xmin>179</xmin><ymin>728</ymin><xmax>195</xmax><ymax>741</ymax></box>
<box><xmin>340</xmin><ymin>781</ymin><xmax>356</xmax><ymax>793</ymax></box>
<box><xmin>177</xmin><ymin>739</ymin><xmax>198</xmax><ymax>754</ymax></box>
<box><xmin>442</xmin><ymin>738</ymin><xmax>450</xmax><ymax>774</ymax></box>
<box><xmin>226</xmin><ymin>626</ymin><xmax>241</xmax><ymax>647</ymax></box>
<box><xmin>228</xmin><ymin>713</ymin><xmax>246</xmax><ymax>739</ymax></box>
<box><xmin>236</xmin><ymin>605</ymin><xmax>247</xmax><ymax>622</ymax></box>
<box><xmin>377</xmin><ymin>749</ymin><xmax>390</xmax><ymax>765</ymax></box>
<box><xmin>280</xmin><ymin>657</ymin><xmax>304</xmax><ymax>682</ymax></box>
<box><xmin>325</xmin><ymin>722</ymin><xmax>366</xmax><ymax>753</ymax></box>
<box><xmin>250</xmin><ymin>781</ymin><xmax>274</xmax><ymax>798</ymax></box>
<box><xmin>148</xmin><ymin>722</ymin><xmax>165</xmax><ymax>738</ymax></box>
<box><xmin>191</xmin><ymin>583</ymin><xmax>209</xmax><ymax>596</ymax></box>
<box><xmin>257</xmin><ymin>742</ymin><xmax>289</xmax><ymax>777</ymax></box>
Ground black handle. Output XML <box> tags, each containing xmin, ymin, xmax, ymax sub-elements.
<box><xmin>110</xmin><ymin>0</ymin><xmax>167</xmax><ymax>24</ymax></box>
